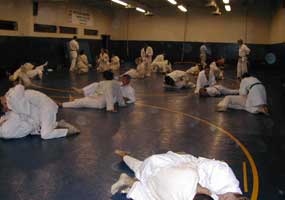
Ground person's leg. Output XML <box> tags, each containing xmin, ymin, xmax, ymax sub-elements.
<box><xmin>217</xmin><ymin>96</ymin><xmax>246</xmax><ymax>111</ymax></box>
<box><xmin>115</xmin><ymin>150</ymin><xmax>143</xmax><ymax>176</ymax></box>
<box><xmin>111</xmin><ymin>173</ymin><xmax>137</xmax><ymax>195</ymax></box>
<box><xmin>237</xmin><ymin>59</ymin><xmax>242</xmax><ymax>79</ymax></box>
<box><xmin>40</xmin><ymin>108</ymin><xmax>68</xmax><ymax>139</ymax></box>
<box><xmin>241</xmin><ymin>59</ymin><xmax>248</xmax><ymax>76</ymax></box>
<box><xmin>62</xmin><ymin>97</ymin><xmax>105</xmax><ymax>109</ymax></box>
<box><xmin>70</xmin><ymin>51</ymin><xmax>77</xmax><ymax>72</ymax></box>
<box><xmin>217</xmin><ymin>86</ymin><xmax>239</xmax><ymax>95</ymax></box>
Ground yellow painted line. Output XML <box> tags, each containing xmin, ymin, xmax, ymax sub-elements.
<box><xmin>136</xmin><ymin>102</ymin><xmax>259</xmax><ymax>200</ymax></box>
<box><xmin>243</xmin><ymin>161</ymin><xmax>249</xmax><ymax>193</ymax></box>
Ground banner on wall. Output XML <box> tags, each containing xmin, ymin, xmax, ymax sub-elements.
<box><xmin>68</xmin><ymin>9</ymin><xmax>94</xmax><ymax>26</ymax></box>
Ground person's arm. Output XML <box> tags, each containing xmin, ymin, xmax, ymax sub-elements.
<box><xmin>239</xmin><ymin>80</ymin><xmax>248</xmax><ymax>96</ymax></box>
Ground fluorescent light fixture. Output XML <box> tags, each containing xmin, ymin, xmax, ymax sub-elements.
<box><xmin>225</xmin><ymin>5</ymin><xmax>231</xmax><ymax>12</ymax></box>
<box><xmin>178</xmin><ymin>5</ymin><xmax>187</xmax><ymax>12</ymax></box>
<box><xmin>223</xmin><ymin>0</ymin><xmax>230</xmax><ymax>4</ymax></box>
<box><xmin>111</xmin><ymin>0</ymin><xmax>128</xmax><ymax>7</ymax></box>
<box><xmin>136</xmin><ymin>7</ymin><xmax>146</xmax><ymax>13</ymax></box>
<box><xmin>167</xmin><ymin>0</ymin><xmax>177</xmax><ymax>5</ymax></box>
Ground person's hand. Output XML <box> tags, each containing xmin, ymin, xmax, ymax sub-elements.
<box><xmin>0</xmin><ymin>119</ymin><xmax>7</xmax><ymax>126</ymax></box>
<box><xmin>218</xmin><ymin>193</ymin><xmax>238</xmax><ymax>200</ymax></box>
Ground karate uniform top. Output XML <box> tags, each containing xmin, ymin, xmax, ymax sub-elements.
<box><xmin>239</xmin><ymin>76</ymin><xmax>267</xmax><ymax>108</ymax></box>
<box><xmin>120</xmin><ymin>84</ymin><xmax>136</xmax><ymax>104</ymax></box>
<box><xmin>111</xmin><ymin>56</ymin><xmax>120</xmax><ymax>64</ymax></box>
<box><xmin>69</xmin><ymin>39</ymin><xmax>79</xmax><ymax>51</ymax></box>
<box><xmin>195</xmin><ymin>70</ymin><xmax>216</xmax><ymax>93</ymax></box>
<box><xmin>77</xmin><ymin>54</ymin><xmax>89</xmax><ymax>69</ymax></box>
<box><xmin>200</xmin><ymin>45</ymin><xmax>208</xmax><ymax>55</ymax></box>
<box><xmin>239</xmin><ymin>44</ymin><xmax>250</xmax><ymax>58</ymax></box>
<box><xmin>153</xmin><ymin>54</ymin><xmax>164</xmax><ymax>63</ymax></box>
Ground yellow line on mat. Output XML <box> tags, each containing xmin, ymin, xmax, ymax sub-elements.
<box><xmin>243</xmin><ymin>161</ymin><xmax>249</xmax><ymax>193</ymax></box>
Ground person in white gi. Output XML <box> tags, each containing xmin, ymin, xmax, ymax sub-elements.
<box><xmin>200</xmin><ymin>43</ymin><xmax>208</xmax><ymax>68</ymax></box>
<box><xmin>76</xmin><ymin>50</ymin><xmax>90</xmax><ymax>74</ymax></box>
<box><xmin>195</xmin><ymin>65</ymin><xmax>216</xmax><ymax>94</ymax></box>
<box><xmin>124</xmin><ymin>57</ymin><xmax>146</xmax><ymax>79</ymax></box>
<box><xmin>69</xmin><ymin>36</ymin><xmax>80</xmax><ymax>72</ymax></box>
<box><xmin>164</xmin><ymin>70</ymin><xmax>195</xmax><ymax>89</ymax></box>
<box><xmin>186</xmin><ymin>64</ymin><xmax>203</xmax><ymax>77</ymax></box>
<box><xmin>61</xmin><ymin>71</ymin><xmax>126</xmax><ymax>112</ymax></box>
<box><xmin>111</xmin><ymin>150</ymin><xmax>247</xmax><ymax>200</ymax></box>
<box><xmin>198</xmin><ymin>85</ymin><xmax>239</xmax><ymax>97</ymax></box>
<box><xmin>151</xmin><ymin>54</ymin><xmax>172</xmax><ymax>73</ymax></box>
<box><xmin>9</xmin><ymin>62</ymin><xmax>48</xmax><ymax>87</ymax></box>
<box><xmin>120</xmin><ymin>74</ymin><xmax>136</xmax><ymax>104</ymax></box>
<box><xmin>210</xmin><ymin>58</ymin><xmax>225</xmax><ymax>80</ymax></box>
<box><xmin>217</xmin><ymin>73</ymin><xmax>269</xmax><ymax>115</ymax></box>
<box><xmin>237</xmin><ymin>39</ymin><xmax>250</xmax><ymax>80</ymax></box>
<box><xmin>97</xmin><ymin>49</ymin><xmax>110</xmax><ymax>72</ymax></box>
<box><xmin>0</xmin><ymin>85</ymin><xmax>80</xmax><ymax>139</ymax></box>
<box><xmin>141</xmin><ymin>45</ymin><xmax>154</xmax><ymax>77</ymax></box>
<box><xmin>110</xmin><ymin>54</ymin><xmax>120</xmax><ymax>72</ymax></box>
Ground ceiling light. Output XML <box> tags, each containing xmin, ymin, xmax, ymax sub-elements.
<box><xmin>167</xmin><ymin>0</ymin><xmax>177</xmax><ymax>5</ymax></box>
<box><xmin>223</xmin><ymin>0</ymin><xmax>230</xmax><ymax>4</ymax></box>
<box><xmin>225</xmin><ymin>5</ymin><xmax>231</xmax><ymax>12</ymax></box>
<box><xmin>178</xmin><ymin>5</ymin><xmax>187</xmax><ymax>12</ymax></box>
<box><xmin>111</xmin><ymin>0</ymin><xmax>128</xmax><ymax>7</ymax></box>
<box><xmin>136</xmin><ymin>7</ymin><xmax>146</xmax><ymax>13</ymax></box>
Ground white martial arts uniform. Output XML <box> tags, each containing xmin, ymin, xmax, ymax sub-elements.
<box><xmin>141</xmin><ymin>46</ymin><xmax>153</xmax><ymax>76</ymax></box>
<box><xmin>77</xmin><ymin>54</ymin><xmax>89</xmax><ymax>73</ymax></box>
<box><xmin>151</xmin><ymin>54</ymin><xmax>172</xmax><ymax>73</ymax></box>
<box><xmin>123</xmin><ymin>151</ymin><xmax>242</xmax><ymax>200</ymax></box>
<box><xmin>210</xmin><ymin>62</ymin><xmax>224</xmax><ymax>80</ymax></box>
<box><xmin>121</xmin><ymin>84</ymin><xmax>136</xmax><ymax>104</ymax></box>
<box><xmin>10</xmin><ymin>62</ymin><xmax>46</xmax><ymax>86</ymax></box>
<box><xmin>205</xmin><ymin>85</ymin><xmax>239</xmax><ymax>97</ymax></box>
<box><xmin>69</xmin><ymin>39</ymin><xmax>79</xmax><ymax>72</ymax></box>
<box><xmin>165</xmin><ymin>70</ymin><xmax>195</xmax><ymax>89</ymax></box>
<box><xmin>237</xmin><ymin>44</ymin><xmax>250</xmax><ymax>78</ymax></box>
<box><xmin>110</xmin><ymin>56</ymin><xmax>120</xmax><ymax>71</ymax></box>
<box><xmin>195</xmin><ymin>70</ymin><xmax>216</xmax><ymax>94</ymax></box>
<box><xmin>186</xmin><ymin>65</ymin><xmax>200</xmax><ymax>76</ymax></box>
<box><xmin>217</xmin><ymin>76</ymin><xmax>267</xmax><ymax>113</ymax></box>
<box><xmin>0</xmin><ymin>111</ymin><xmax>36</xmax><ymax>139</ymax></box>
<box><xmin>200</xmin><ymin>45</ymin><xmax>208</xmax><ymax>67</ymax></box>
<box><xmin>124</xmin><ymin>151</ymin><xmax>199</xmax><ymax>200</ymax></box>
<box><xmin>97</xmin><ymin>53</ymin><xmax>110</xmax><ymax>72</ymax></box>
<box><xmin>63</xmin><ymin>80</ymin><xmax>125</xmax><ymax>111</ymax></box>
<box><xmin>5</xmin><ymin>85</ymin><xmax>68</xmax><ymax>139</ymax></box>
<box><xmin>124</xmin><ymin>62</ymin><xmax>146</xmax><ymax>79</ymax></box>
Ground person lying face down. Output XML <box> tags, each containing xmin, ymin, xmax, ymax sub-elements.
<box><xmin>0</xmin><ymin>84</ymin><xmax>80</xmax><ymax>140</ymax></box>
<box><xmin>111</xmin><ymin>150</ymin><xmax>249</xmax><ymax>200</ymax></box>
<box><xmin>199</xmin><ymin>85</ymin><xmax>239</xmax><ymax>97</ymax></box>
<box><xmin>61</xmin><ymin>70</ymin><xmax>126</xmax><ymax>112</ymax></box>
<box><xmin>164</xmin><ymin>70</ymin><xmax>195</xmax><ymax>89</ymax></box>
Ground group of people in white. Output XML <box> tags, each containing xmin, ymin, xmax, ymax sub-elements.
<box><xmin>0</xmin><ymin>36</ymin><xmax>267</xmax><ymax>200</ymax></box>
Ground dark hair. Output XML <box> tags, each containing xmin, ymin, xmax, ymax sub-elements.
<box><xmin>103</xmin><ymin>70</ymin><xmax>114</xmax><ymax>80</ymax></box>
<box><xmin>204</xmin><ymin>64</ymin><xmax>210</xmax><ymax>70</ymax></box>
<box><xmin>122</xmin><ymin>74</ymin><xmax>131</xmax><ymax>81</ymax></box>
<box><xmin>73</xmin><ymin>36</ymin><xmax>77</xmax><ymax>39</ymax></box>
<box><xmin>164</xmin><ymin>76</ymin><xmax>175</xmax><ymax>86</ymax></box>
<box><xmin>80</xmin><ymin>50</ymin><xmax>85</xmax><ymax>55</ymax></box>
<box><xmin>193</xmin><ymin>194</ymin><xmax>214</xmax><ymax>200</ymax></box>
<box><xmin>241</xmin><ymin>72</ymin><xmax>250</xmax><ymax>79</ymax></box>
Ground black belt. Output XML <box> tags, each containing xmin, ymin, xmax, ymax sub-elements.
<box><xmin>249</xmin><ymin>82</ymin><xmax>262</xmax><ymax>90</ymax></box>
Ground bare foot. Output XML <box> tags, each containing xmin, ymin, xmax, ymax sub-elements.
<box><xmin>114</xmin><ymin>150</ymin><xmax>130</xmax><ymax>158</ymax></box>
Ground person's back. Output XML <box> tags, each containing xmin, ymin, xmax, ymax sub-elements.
<box><xmin>25</xmin><ymin>89</ymin><xmax>57</xmax><ymax>109</ymax></box>
<box><xmin>167</xmin><ymin>70</ymin><xmax>186</xmax><ymax>82</ymax></box>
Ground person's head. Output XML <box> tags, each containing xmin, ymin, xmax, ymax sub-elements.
<box><xmin>79</xmin><ymin>50</ymin><xmax>85</xmax><ymax>55</ymax></box>
<box><xmin>237</xmin><ymin>39</ymin><xmax>243</xmax><ymax>45</ymax></box>
<box><xmin>241</xmin><ymin>72</ymin><xmax>250</xmax><ymax>79</ymax></box>
<box><xmin>164</xmin><ymin>76</ymin><xmax>175</xmax><ymax>86</ymax></box>
<box><xmin>193</xmin><ymin>194</ymin><xmax>214</xmax><ymax>200</ymax></box>
<box><xmin>104</xmin><ymin>49</ymin><xmax>109</xmax><ymax>54</ymax></box>
<box><xmin>204</xmin><ymin>65</ymin><xmax>210</xmax><ymax>76</ymax></box>
<box><xmin>100</xmin><ymin>48</ymin><xmax>104</xmax><ymax>53</ymax></box>
<box><xmin>73</xmin><ymin>36</ymin><xmax>77</xmax><ymax>40</ymax></box>
<box><xmin>0</xmin><ymin>96</ymin><xmax>9</xmax><ymax>112</ymax></box>
<box><xmin>121</xmin><ymin>74</ymin><xmax>131</xmax><ymax>86</ymax></box>
<box><xmin>102</xmin><ymin>70</ymin><xmax>114</xmax><ymax>80</ymax></box>
<box><xmin>199</xmin><ymin>88</ymin><xmax>209</xmax><ymax>97</ymax></box>
<box><xmin>135</xmin><ymin>57</ymin><xmax>143</xmax><ymax>65</ymax></box>
<box><xmin>198</xmin><ymin>64</ymin><xmax>203</xmax><ymax>71</ymax></box>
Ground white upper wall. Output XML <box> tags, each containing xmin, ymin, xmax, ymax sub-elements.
<box><xmin>0</xmin><ymin>0</ymin><xmax>113</xmax><ymax>39</ymax></box>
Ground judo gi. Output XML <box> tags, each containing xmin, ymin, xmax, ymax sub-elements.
<box><xmin>76</xmin><ymin>54</ymin><xmax>89</xmax><ymax>73</ymax></box>
<box><xmin>63</xmin><ymin>80</ymin><xmax>126</xmax><ymax>111</ymax></box>
<box><xmin>97</xmin><ymin>52</ymin><xmax>110</xmax><ymax>72</ymax></box>
<box><xmin>210</xmin><ymin>62</ymin><xmax>224</xmax><ymax>80</ymax></box>
<box><xmin>195</xmin><ymin>70</ymin><xmax>216</xmax><ymax>94</ymax></box>
<box><xmin>110</xmin><ymin>56</ymin><xmax>120</xmax><ymax>72</ymax></box>
<box><xmin>69</xmin><ymin>39</ymin><xmax>79</xmax><ymax>72</ymax></box>
<box><xmin>124</xmin><ymin>62</ymin><xmax>146</xmax><ymax>79</ymax></box>
<box><xmin>121</xmin><ymin>151</ymin><xmax>242</xmax><ymax>200</ymax></box>
<box><xmin>5</xmin><ymin>85</ymin><xmax>68</xmax><ymax>139</ymax></box>
<box><xmin>186</xmin><ymin>65</ymin><xmax>201</xmax><ymax>76</ymax></box>
<box><xmin>200</xmin><ymin>45</ymin><xmax>208</xmax><ymax>67</ymax></box>
<box><xmin>151</xmin><ymin>54</ymin><xmax>172</xmax><ymax>73</ymax></box>
<box><xmin>120</xmin><ymin>84</ymin><xmax>136</xmax><ymax>104</ymax></box>
<box><xmin>165</xmin><ymin>70</ymin><xmax>195</xmax><ymax>89</ymax></box>
<box><xmin>217</xmin><ymin>76</ymin><xmax>267</xmax><ymax>113</ymax></box>
<box><xmin>237</xmin><ymin>44</ymin><xmax>250</xmax><ymax>79</ymax></box>
<box><xmin>141</xmin><ymin>46</ymin><xmax>153</xmax><ymax>76</ymax></box>
<box><xmin>204</xmin><ymin>85</ymin><xmax>239</xmax><ymax>97</ymax></box>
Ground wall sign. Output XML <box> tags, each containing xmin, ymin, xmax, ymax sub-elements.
<box><xmin>68</xmin><ymin>10</ymin><xmax>94</xmax><ymax>26</ymax></box>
